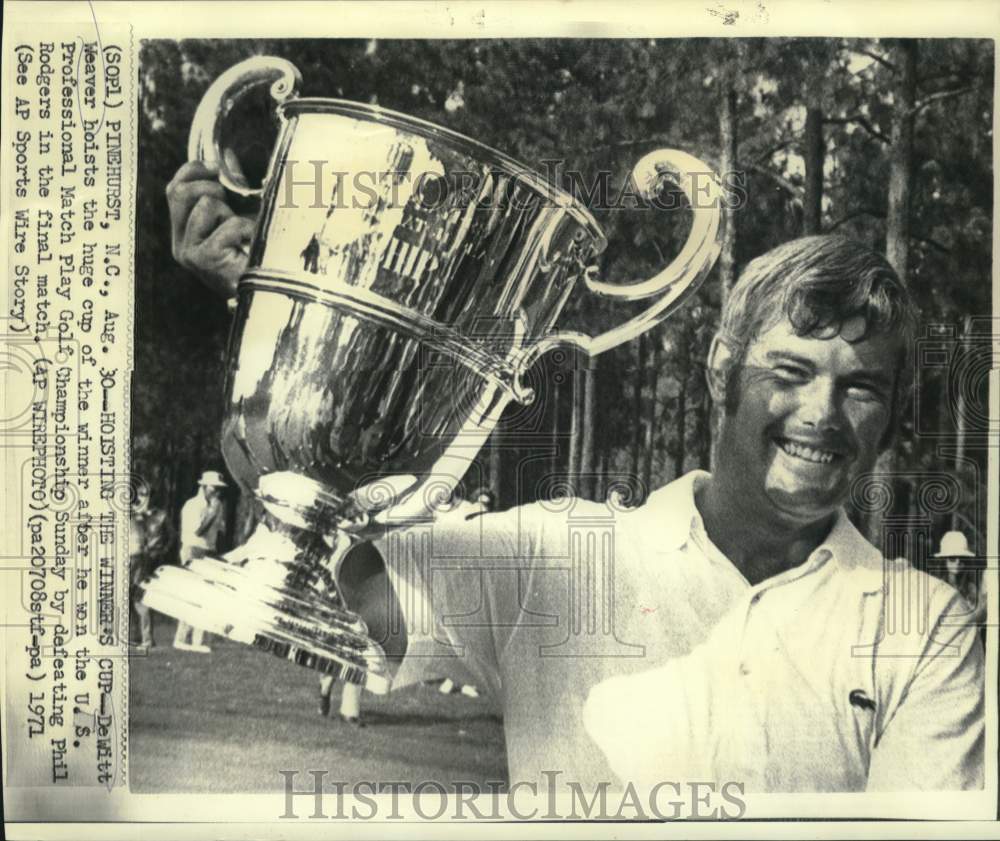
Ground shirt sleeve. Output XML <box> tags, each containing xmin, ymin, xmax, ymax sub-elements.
<box><xmin>866</xmin><ymin>584</ymin><xmax>985</xmax><ymax>791</ymax></box>
<box><xmin>374</xmin><ymin>501</ymin><xmax>545</xmax><ymax>699</ymax></box>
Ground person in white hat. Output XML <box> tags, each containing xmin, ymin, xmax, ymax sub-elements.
<box><xmin>935</xmin><ymin>531</ymin><xmax>985</xmax><ymax>623</ymax></box>
<box><xmin>174</xmin><ymin>470</ymin><xmax>229</xmax><ymax>652</ymax></box>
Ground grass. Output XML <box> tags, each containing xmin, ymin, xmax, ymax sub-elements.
<box><xmin>129</xmin><ymin>617</ymin><xmax>507</xmax><ymax>792</ymax></box>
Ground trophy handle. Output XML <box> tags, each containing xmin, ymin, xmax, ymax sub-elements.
<box><xmin>523</xmin><ymin>149</ymin><xmax>723</xmax><ymax>367</ymax></box>
<box><xmin>187</xmin><ymin>55</ymin><xmax>302</xmax><ymax>198</ymax></box>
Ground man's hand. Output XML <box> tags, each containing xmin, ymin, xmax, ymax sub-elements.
<box><xmin>166</xmin><ymin>160</ymin><xmax>255</xmax><ymax>298</ymax></box>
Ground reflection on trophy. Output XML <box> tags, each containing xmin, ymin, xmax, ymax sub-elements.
<box><xmin>140</xmin><ymin>56</ymin><xmax>723</xmax><ymax>694</ymax></box>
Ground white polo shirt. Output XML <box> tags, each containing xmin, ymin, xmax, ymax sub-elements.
<box><xmin>379</xmin><ymin>470</ymin><xmax>983</xmax><ymax>792</ymax></box>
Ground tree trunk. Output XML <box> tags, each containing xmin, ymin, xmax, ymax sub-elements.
<box><xmin>192</xmin><ymin>438</ymin><xmax>203</xmax><ymax>496</ymax></box>
<box><xmin>869</xmin><ymin>39</ymin><xmax>917</xmax><ymax>549</ymax></box>
<box><xmin>642</xmin><ymin>339</ymin><xmax>661</xmax><ymax>492</ymax></box>
<box><xmin>803</xmin><ymin>107</ymin><xmax>824</xmax><ymax>234</ymax></box>
<box><xmin>490</xmin><ymin>430</ymin><xmax>503</xmax><ymax>509</ymax></box>
<box><xmin>579</xmin><ymin>356</ymin><xmax>596</xmax><ymax>500</ymax></box>
<box><xmin>952</xmin><ymin>316</ymin><xmax>973</xmax><ymax>531</ymax></box>
<box><xmin>886</xmin><ymin>40</ymin><xmax>917</xmax><ymax>280</ymax></box>
<box><xmin>631</xmin><ymin>335</ymin><xmax>647</xmax><ymax>481</ymax></box>
<box><xmin>595</xmin><ymin>353</ymin><xmax>608</xmax><ymax>500</ymax></box>
<box><xmin>699</xmin><ymin>388</ymin><xmax>712</xmax><ymax>471</ymax></box>
<box><xmin>674</xmin><ymin>368</ymin><xmax>688</xmax><ymax>479</ymax></box>
<box><xmin>550</xmin><ymin>365</ymin><xmax>562</xmax><ymax>482</ymax></box>
<box><xmin>719</xmin><ymin>84</ymin><xmax>738</xmax><ymax>307</ymax></box>
<box><xmin>674</xmin><ymin>329</ymin><xmax>695</xmax><ymax>478</ymax></box>
<box><xmin>713</xmin><ymin>84</ymin><xmax>738</xmax><ymax>471</ymax></box>
<box><xmin>568</xmin><ymin>356</ymin><xmax>582</xmax><ymax>495</ymax></box>
<box><xmin>166</xmin><ymin>442</ymin><xmax>179</xmax><ymax>524</ymax></box>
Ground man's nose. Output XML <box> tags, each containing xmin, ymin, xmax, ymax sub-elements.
<box><xmin>797</xmin><ymin>377</ymin><xmax>842</xmax><ymax>431</ymax></box>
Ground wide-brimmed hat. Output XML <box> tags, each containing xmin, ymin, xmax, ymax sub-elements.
<box><xmin>934</xmin><ymin>531</ymin><xmax>975</xmax><ymax>558</ymax></box>
<box><xmin>198</xmin><ymin>470</ymin><xmax>228</xmax><ymax>488</ymax></box>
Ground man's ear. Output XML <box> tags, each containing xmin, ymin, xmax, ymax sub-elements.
<box><xmin>706</xmin><ymin>334</ymin><xmax>735</xmax><ymax>405</ymax></box>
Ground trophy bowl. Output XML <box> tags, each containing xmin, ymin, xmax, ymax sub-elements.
<box><xmin>141</xmin><ymin>56</ymin><xmax>723</xmax><ymax>693</ymax></box>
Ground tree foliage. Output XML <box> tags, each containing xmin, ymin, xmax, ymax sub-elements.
<box><xmin>135</xmin><ymin>38</ymin><xmax>993</xmax><ymax>552</ymax></box>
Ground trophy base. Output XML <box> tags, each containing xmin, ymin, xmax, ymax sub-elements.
<box><xmin>140</xmin><ymin>506</ymin><xmax>392</xmax><ymax>694</ymax></box>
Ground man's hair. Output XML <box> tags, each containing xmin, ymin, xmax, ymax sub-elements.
<box><xmin>716</xmin><ymin>235</ymin><xmax>918</xmax><ymax>445</ymax></box>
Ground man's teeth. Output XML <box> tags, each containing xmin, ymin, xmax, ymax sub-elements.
<box><xmin>779</xmin><ymin>440</ymin><xmax>836</xmax><ymax>464</ymax></box>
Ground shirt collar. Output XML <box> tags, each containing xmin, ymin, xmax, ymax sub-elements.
<box><xmin>643</xmin><ymin>470</ymin><xmax>884</xmax><ymax>595</ymax></box>
<box><xmin>813</xmin><ymin>507</ymin><xmax>884</xmax><ymax>594</ymax></box>
<box><xmin>640</xmin><ymin>469</ymin><xmax>709</xmax><ymax>551</ymax></box>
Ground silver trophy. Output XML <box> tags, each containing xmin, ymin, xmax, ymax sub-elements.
<box><xmin>141</xmin><ymin>56</ymin><xmax>722</xmax><ymax>693</ymax></box>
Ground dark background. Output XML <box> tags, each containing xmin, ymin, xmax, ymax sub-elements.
<box><xmin>134</xmin><ymin>37</ymin><xmax>994</xmax><ymax>571</ymax></box>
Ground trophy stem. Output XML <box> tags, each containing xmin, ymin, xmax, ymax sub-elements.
<box><xmin>141</xmin><ymin>478</ymin><xmax>392</xmax><ymax>694</ymax></box>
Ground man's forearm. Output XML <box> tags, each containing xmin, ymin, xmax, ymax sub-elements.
<box><xmin>339</xmin><ymin>559</ymin><xmax>408</xmax><ymax>663</ymax></box>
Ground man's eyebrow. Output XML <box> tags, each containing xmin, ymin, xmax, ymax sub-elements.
<box><xmin>842</xmin><ymin>368</ymin><xmax>895</xmax><ymax>388</ymax></box>
<box><xmin>763</xmin><ymin>351</ymin><xmax>815</xmax><ymax>368</ymax></box>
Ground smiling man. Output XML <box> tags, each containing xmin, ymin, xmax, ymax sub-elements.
<box><xmin>701</xmin><ymin>239</ymin><xmax>909</xmax><ymax>584</ymax></box>
<box><xmin>167</xmin><ymin>161</ymin><xmax>983</xmax><ymax>794</ymax></box>
<box><xmin>582</xmin><ymin>236</ymin><xmax>984</xmax><ymax>791</ymax></box>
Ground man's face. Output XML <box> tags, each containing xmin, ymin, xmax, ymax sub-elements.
<box><xmin>203</xmin><ymin>485</ymin><xmax>221</xmax><ymax>501</ymax></box>
<box><xmin>718</xmin><ymin>315</ymin><xmax>899</xmax><ymax>528</ymax></box>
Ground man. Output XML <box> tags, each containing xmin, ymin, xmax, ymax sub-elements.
<box><xmin>168</xmin><ymin>162</ymin><xmax>983</xmax><ymax>792</ymax></box>
<box><xmin>935</xmin><ymin>530</ymin><xmax>986</xmax><ymax>624</ymax></box>
<box><xmin>129</xmin><ymin>483</ymin><xmax>177</xmax><ymax>650</ymax></box>
<box><xmin>579</xmin><ymin>241</ymin><xmax>983</xmax><ymax>791</ymax></box>
<box><xmin>175</xmin><ymin>470</ymin><xmax>229</xmax><ymax>653</ymax></box>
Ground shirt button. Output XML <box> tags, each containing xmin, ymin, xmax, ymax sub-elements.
<box><xmin>739</xmin><ymin>662</ymin><xmax>751</xmax><ymax>676</ymax></box>
<box><xmin>750</xmin><ymin>592</ymin><xmax>762</xmax><ymax>606</ymax></box>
